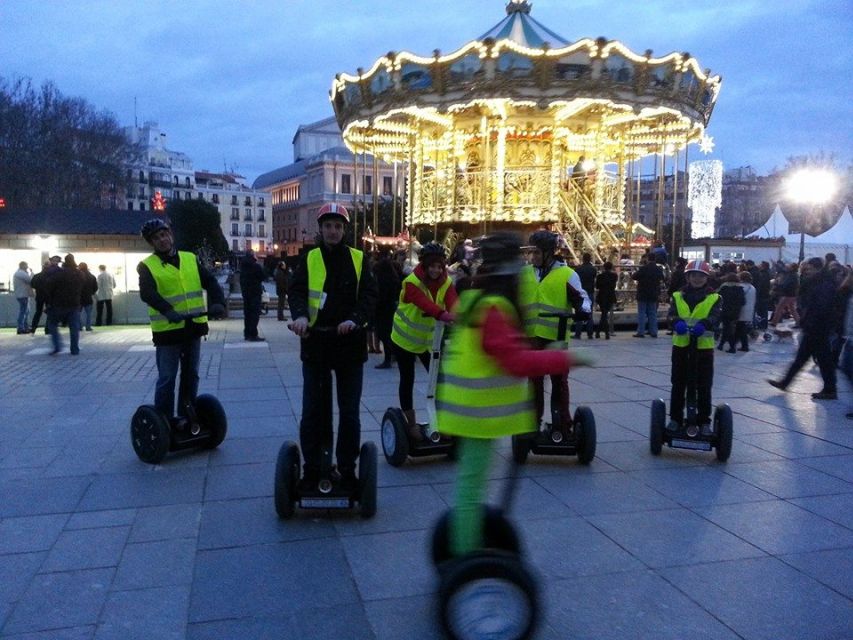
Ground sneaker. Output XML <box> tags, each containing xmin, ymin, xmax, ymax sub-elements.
<box><xmin>738</xmin><ymin>347</ymin><xmax>749</xmax><ymax>352</ymax></box>
<box><xmin>700</xmin><ymin>422</ymin><xmax>714</xmax><ymax>436</ymax></box>
<box><xmin>726</xmin><ymin>347</ymin><xmax>736</xmax><ymax>353</ymax></box>
<box><xmin>245</xmin><ymin>336</ymin><xmax>266</xmax><ymax>342</ymax></box>
<box><xmin>811</xmin><ymin>391</ymin><xmax>837</xmax><ymax>400</ymax></box>
<box><xmin>666</xmin><ymin>420</ymin><xmax>681</xmax><ymax>432</ymax></box>
<box><xmin>632</xmin><ymin>333</ymin><xmax>645</xmax><ymax>338</ymax></box>
<box><xmin>767</xmin><ymin>379</ymin><xmax>787</xmax><ymax>391</ymax></box>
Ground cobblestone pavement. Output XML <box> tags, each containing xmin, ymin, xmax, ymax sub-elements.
<box><xmin>0</xmin><ymin>319</ymin><xmax>850</xmax><ymax>639</ymax></box>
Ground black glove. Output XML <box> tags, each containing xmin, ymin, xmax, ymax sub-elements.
<box><xmin>165</xmin><ymin>309</ymin><xmax>184</xmax><ymax>324</ymax></box>
<box><xmin>208</xmin><ymin>303</ymin><xmax>226</xmax><ymax>319</ymax></box>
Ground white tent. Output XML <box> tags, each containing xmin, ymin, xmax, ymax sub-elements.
<box><xmin>781</xmin><ymin>205</ymin><xmax>852</xmax><ymax>264</ymax></box>
<box><xmin>748</xmin><ymin>205</ymin><xmax>790</xmax><ymax>238</ymax></box>
<box><xmin>813</xmin><ymin>206</ymin><xmax>853</xmax><ymax>245</ymax></box>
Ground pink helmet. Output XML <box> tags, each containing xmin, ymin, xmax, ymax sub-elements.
<box><xmin>685</xmin><ymin>259</ymin><xmax>711</xmax><ymax>275</ymax></box>
<box><xmin>317</xmin><ymin>203</ymin><xmax>350</xmax><ymax>224</ymax></box>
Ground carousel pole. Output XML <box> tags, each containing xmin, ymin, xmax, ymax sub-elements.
<box><xmin>353</xmin><ymin>149</ymin><xmax>360</xmax><ymax>249</ymax></box>
<box><xmin>670</xmin><ymin>146</ymin><xmax>679</xmax><ymax>264</ymax></box>
<box><xmin>372</xmin><ymin>145</ymin><xmax>379</xmax><ymax>237</ymax></box>
<box><xmin>392</xmin><ymin>160</ymin><xmax>398</xmax><ymax>237</ymax></box>
<box><xmin>680</xmin><ymin>140</ymin><xmax>689</xmax><ymax>249</ymax></box>
<box><xmin>655</xmin><ymin>143</ymin><xmax>665</xmax><ymax>243</ymax></box>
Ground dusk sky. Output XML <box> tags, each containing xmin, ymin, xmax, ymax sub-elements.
<box><xmin>2</xmin><ymin>0</ymin><xmax>850</xmax><ymax>184</ymax></box>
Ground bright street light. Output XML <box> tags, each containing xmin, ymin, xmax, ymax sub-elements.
<box><xmin>784</xmin><ymin>168</ymin><xmax>838</xmax><ymax>262</ymax></box>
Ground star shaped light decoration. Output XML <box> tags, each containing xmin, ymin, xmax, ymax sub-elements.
<box><xmin>699</xmin><ymin>134</ymin><xmax>715</xmax><ymax>155</ymax></box>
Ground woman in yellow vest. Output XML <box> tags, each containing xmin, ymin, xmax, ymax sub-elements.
<box><xmin>390</xmin><ymin>241</ymin><xmax>458</xmax><ymax>441</ymax></box>
<box><xmin>436</xmin><ymin>233</ymin><xmax>591</xmax><ymax>556</ymax></box>
<box><xmin>667</xmin><ymin>260</ymin><xmax>722</xmax><ymax>435</ymax></box>
<box><xmin>137</xmin><ymin>218</ymin><xmax>226</xmax><ymax>420</ymax></box>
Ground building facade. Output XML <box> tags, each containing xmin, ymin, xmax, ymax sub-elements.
<box><xmin>194</xmin><ymin>172</ymin><xmax>273</xmax><ymax>254</ymax></box>
<box><xmin>254</xmin><ymin>117</ymin><xmax>400</xmax><ymax>256</ymax></box>
<box><xmin>124</xmin><ymin>121</ymin><xmax>195</xmax><ymax>212</ymax></box>
<box><xmin>716</xmin><ymin>166</ymin><xmax>774</xmax><ymax>238</ymax></box>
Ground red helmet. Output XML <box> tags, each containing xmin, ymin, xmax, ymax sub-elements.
<box><xmin>317</xmin><ymin>203</ymin><xmax>350</xmax><ymax>224</ymax></box>
<box><xmin>685</xmin><ymin>259</ymin><xmax>711</xmax><ymax>275</ymax></box>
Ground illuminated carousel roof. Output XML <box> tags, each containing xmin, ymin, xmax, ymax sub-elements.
<box><xmin>331</xmin><ymin>1</ymin><xmax>721</xmax><ymax>159</ymax></box>
<box><xmin>479</xmin><ymin>1</ymin><xmax>569</xmax><ymax>49</ymax></box>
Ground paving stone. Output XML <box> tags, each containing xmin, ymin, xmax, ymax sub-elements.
<box><xmin>65</xmin><ymin>509</ymin><xmax>136</xmax><ymax>531</ymax></box>
<box><xmin>0</xmin><ymin>514</ymin><xmax>68</xmax><ymax>554</ymax></box>
<box><xmin>789</xmin><ymin>493</ymin><xmax>853</xmax><ymax>530</ymax></box>
<box><xmin>79</xmin><ymin>469</ymin><xmax>206</xmax><ymax>510</ymax></box>
<box><xmin>0</xmin><ymin>551</ymin><xmax>44</xmax><ymax>603</ymax></box>
<box><xmin>94</xmin><ymin>586</ymin><xmax>189</xmax><ymax>640</ymax></box>
<box><xmin>0</xmin><ymin>626</ymin><xmax>96</xmax><ymax>639</ymax></box>
<box><xmin>41</xmin><ymin>526</ymin><xmax>130</xmax><ymax>572</ymax></box>
<box><xmin>364</xmin><ymin>596</ymin><xmax>444</xmax><ymax>640</ymax></box>
<box><xmin>539</xmin><ymin>470</ymin><xmax>679</xmax><ymax>515</ymax></box>
<box><xmin>343</xmin><ymin>530</ymin><xmax>434</xmax><ymax>600</ymax></box>
<box><xmin>780</xmin><ymin>547</ymin><xmax>853</xmax><ymax>599</ymax></box>
<box><xmin>722</xmin><ymin>459</ymin><xmax>853</xmax><ymax>499</ymax></box>
<box><xmin>129</xmin><ymin>503</ymin><xmax>201</xmax><ymax>542</ymax></box>
<box><xmin>0</xmin><ymin>476</ymin><xmax>91</xmax><ymax>518</ymax></box>
<box><xmin>203</xmin><ymin>462</ymin><xmax>275</xmax><ymax>501</ymax></box>
<box><xmin>112</xmin><ymin>539</ymin><xmax>196</xmax><ymax>590</ymax></box>
<box><xmin>629</xmin><ymin>466</ymin><xmax>776</xmax><ymax>507</ymax></box>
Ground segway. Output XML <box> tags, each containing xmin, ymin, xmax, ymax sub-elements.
<box><xmin>431</xmin><ymin>450</ymin><xmax>538</xmax><ymax>640</ymax></box>
<box><xmin>130</xmin><ymin>311</ymin><xmax>227</xmax><ymax>464</ymax></box>
<box><xmin>650</xmin><ymin>333</ymin><xmax>733</xmax><ymax>461</ymax></box>
<box><xmin>511</xmin><ymin>311</ymin><xmax>596</xmax><ymax>465</ymax></box>
<box><xmin>274</xmin><ymin>439</ymin><xmax>377</xmax><ymax>519</ymax></box>
<box><xmin>381</xmin><ymin>320</ymin><xmax>455</xmax><ymax>466</ymax></box>
<box><xmin>275</xmin><ymin>322</ymin><xmax>378</xmax><ymax>518</ymax></box>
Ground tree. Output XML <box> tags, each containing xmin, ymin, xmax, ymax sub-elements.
<box><xmin>0</xmin><ymin>76</ymin><xmax>132</xmax><ymax>209</ymax></box>
<box><xmin>167</xmin><ymin>198</ymin><xmax>229</xmax><ymax>269</ymax></box>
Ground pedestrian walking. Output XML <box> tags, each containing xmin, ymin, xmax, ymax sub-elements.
<box><xmin>239</xmin><ymin>250</ymin><xmax>266</xmax><ymax>341</ymax></box>
<box><xmin>632</xmin><ymin>255</ymin><xmax>664</xmax><ymax>337</ymax></box>
<box><xmin>769</xmin><ymin>263</ymin><xmax>800</xmax><ymax>326</ymax></box>
<box><xmin>594</xmin><ymin>261</ymin><xmax>617</xmax><ymax>339</ymax></box>
<box><xmin>716</xmin><ymin>273</ymin><xmax>745</xmax><ymax>353</ymax></box>
<box><xmin>95</xmin><ymin>265</ymin><xmax>116</xmax><ymax>326</ymax></box>
<box><xmin>573</xmin><ymin>252</ymin><xmax>597</xmax><ymax>339</ymax></box>
<box><xmin>274</xmin><ymin>262</ymin><xmax>289</xmax><ymax>321</ymax></box>
<box><xmin>13</xmin><ymin>261</ymin><xmax>33</xmax><ymax>334</ymax></box>
<box><xmin>735</xmin><ymin>271</ymin><xmax>756</xmax><ymax>351</ymax></box>
<box><xmin>29</xmin><ymin>261</ymin><xmax>52</xmax><ymax>334</ymax></box>
<box><xmin>373</xmin><ymin>251</ymin><xmax>402</xmax><ymax>369</ymax></box>
<box><xmin>43</xmin><ymin>254</ymin><xmax>84</xmax><ymax>355</ymax></box>
<box><xmin>78</xmin><ymin>262</ymin><xmax>98</xmax><ymax>331</ymax></box>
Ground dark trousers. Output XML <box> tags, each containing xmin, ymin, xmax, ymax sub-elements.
<box><xmin>573</xmin><ymin>313</ymin><xmax>594</xmax><ymax>338</ymax></box>
<box><xmin>300</xmin><ymin>359</ymin><xmax>364</xmax><ymax>473</ymax></box>
<box><xmin>47</xmin><ymin>307</ymin><xmax>80</xmax><ymax>354</ymax></box>
<box><xmin>735</xmin><ymin>321</ymin><xmax>751</xmax><ymax>349</ymax></box>
<box><xmin>597</xmin><ymin>304</ymin><xmax>613</xmax><ymax>337</ymax></box>
<box><xmin>530</xmin><ymin>337</ymin><xmax>570</xmax><ymax>428</ymax></box>
<box><xmin>719</xmin><ymin>318</ymin><xmax>738</xmax><ymax>350</ymax></box>
<box><xmin>780</xmin><ymin>331</ymin><xmax>837</xmax><ymax>392</ymax></box>
<box><xmin>243</xmin><ymin>295</ymin><xmax>261</xmax><ymax>338</ymax></box>
<box><xmin>393</xmin><ymin>343</ymin><xmax>430</xmax><ymax>410</ymax></box>
<box><xmin>96</xmin><ymin>299</ymin><xmax>113</xmax><ymax>326</ymax></box>
<box><xmin>277</xmin><ymin>293</ymin><xmax>287</xmax><ymax>320</ymax></box>
<box><xmin>670</xmin><ymin>346</ymin><xmax>714</xmax><ymax>424</ymax></box>
<box><xmin>154</xmin><ymin>339</ymin><xmax>201</xmax><ymax>417</ymax></box>
<box><xmin>31</xmin><ymin>298</ymin><xmax>46</xmax><ymax>332</ymax></box>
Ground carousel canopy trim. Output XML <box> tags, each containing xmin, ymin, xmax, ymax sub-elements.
<box><xmin>480</xmin><ymin>2</ymin><xmax>570</xmax><ymax>49</ymax></box>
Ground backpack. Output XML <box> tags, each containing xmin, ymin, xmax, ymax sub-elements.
<box><xmin>719</xmin><ymin>284</ymin><xmax>745</xmax><ymax>320</ymax></box>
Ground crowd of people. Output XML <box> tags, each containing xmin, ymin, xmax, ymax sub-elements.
<box><xmin>12</xmin><ymin>256</ymin><xmax>118</xmax><ymax>354</ymax></box>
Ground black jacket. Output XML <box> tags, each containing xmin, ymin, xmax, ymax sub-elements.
<box><xmin>632</xmin><ymin>262</ymin><xmax>664</xmax><ymax>302</ymax></box>
<box><xmin>798</xmin><ymin>270</ymin><xmax>837</xmax><ymax>333</ymax></box>
<box><xmin>239</xmin><ymin>255</ymin><xmax>265</xmax><ymax>300</ymax></box>
<box><xmin>574</xmin><ymin>262</ymin><xmax>596</xmax><ymax>298</ymax></box>
<box><xmin>80</xmin><ymin>270</ymin><xmax>98</xmax><ymax>306</ymax></box>
<box><xmin>595</xmin><ymin>271</ymin><xmax>618</xmax><ymax>307</ymax></box>
<box><xmin>288</xmin><ymin>242</ymin><xmax>378</xmax><ymax>363</ymax></box>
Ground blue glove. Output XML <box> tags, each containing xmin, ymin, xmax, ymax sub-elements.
<box><xmin>165</xmin><ymin>309</ymin><xmax>184</xmax><ymax>324</ymax></box>
<box><xmin>690</xmin><ymin>321</ymin><xmax>706</xmax><ymax>337</ymax></box>
<box><xmin>673</xmin><ymin>319</ymin><xmax>688</xmax><ymax>335</ymax></box>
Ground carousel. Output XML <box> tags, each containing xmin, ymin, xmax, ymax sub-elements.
<box><xmin>331</xmin><ymin>0</ymin><xmax>721</xmax><ymax>262</ymax></box>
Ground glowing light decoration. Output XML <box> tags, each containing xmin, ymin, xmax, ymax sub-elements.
<box><xmin>699</xmin><ymin>134</ymin><xmax>715</xmax><ymax>154</ymax></box>
<box><xmin>151</xmin><ymin>191</ymin><xmax>167</xmax><ymax>212</ymax></box>
<box><xmin>688</xmin><ymin>160</ymin><xmax>723</xmax><ymax>239</ymax></box>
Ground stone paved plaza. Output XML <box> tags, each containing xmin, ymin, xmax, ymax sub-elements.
<box><xmin>0</xmin><ymin>318</ymin><xmax>851</xmax><ymax>639</ymax></box>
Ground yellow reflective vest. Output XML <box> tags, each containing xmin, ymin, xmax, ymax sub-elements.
<box><xmin>142</xmin><ymin>251</ymin><xmax>207</xmax><ymax>333</ymax></box>
<box><xmin>672</xmin><ymin>291</ymin><xmax>720</xmax><ymax>349</ymax></box>
<box><xmin>306</xmin><ymin>247</ymin><xmax>363</xmax><ymax>326</ymax></box>
<box><xmin>391</xmin><ymin>273</ymin><xmax>451</xmax><ymax>354</ymax></box>
<box><xmin>436</xmin><ymin>292</ymin><xmax>535</xmax><ymax>438</ymax></box>
<box><xmin>519</xmin><ymin>263</ymin><xmax>575</xmax><ymax>340</ymax></box>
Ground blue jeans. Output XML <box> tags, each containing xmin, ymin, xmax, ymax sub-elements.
<box><xmin>82</xmin><ymin>304</ymin><xmax>94</xmax><ymax>330</ymax></box>
<box><xmin>637</xmin><ymin>299</ymin><xmax>658</xmax><ymax>336</ymax></box>
<box><xmin>16</xmin><ymin>297</ymin><xmax>29</xmax><ymax>331</ymax></box>
<box><xmin>47</xmin><ymin>307</ymin><xmax>80</xmax><ymax>354</ymax></box>
<box><xmin>300</xmin><ymin>359</ymin><xmax>363</xmax><ymax>474</ymax></box>
<box><xmin>154</xmin><ymin>339</ymin><xmax>201</xmax><ymax>417</ymax></box>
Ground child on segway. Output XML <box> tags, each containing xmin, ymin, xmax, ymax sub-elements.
<box><xmin>390</xmin><ymin>241</ymin><xmax>458</xmax><ymax>442</ymax></box>
<box><xmin>667</xmin><ymin>260</ymin><xmax>722</xmax><ymax>436</ymax></box>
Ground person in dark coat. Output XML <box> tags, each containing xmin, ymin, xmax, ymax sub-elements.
<box><xmin>372</xmin><ymin>251</ymin><xmax>402</xmax><ymax>368</ymax></box>
<box><xmin>573</xmin><ymin>252</ymin><xmax>597</xmax><ymax>339</ymax></box>
<box><xmin>769</xmin><ymin>257</ymin><xmax>838</xmax><ymax>399</ymax></box>
<box><xmin>239</xmin><ymin>250</ymin><xmax>266</xmax><ymax>341</ymax></box>
<box><xmin>29</xmin><ymin>260</ymin><xmax>53</xmax><ymax>335</ymax></box>
<box><xmin>274</xmin><ymin>262</ymin><xmax>290</xmax><ymax>321</ymax></box>
<box><xmin>753</xmin><ymin>260</ymin><xmax>772</xmax><ymax>329</ymax></box>
<box><xmin>78</xmin><ymin>262</ymin><xmax>98</xmax><ymax>331</ymax></box>
<box><xmin>631</xmin><ymin>256</ymin><xmax>665</xmax><ymax>337</ymax></box>
<box><xmin>594</xmin><ymin>261</ymin><xmax>618</xmax><ymax>339</ymax></box>
<box><xmin>43</xmin><ymin>253</ymin><xmax>85</xmax><ymax>355</ymax></box>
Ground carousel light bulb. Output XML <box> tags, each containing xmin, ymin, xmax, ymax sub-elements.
<box><xmin>688</xmin><ymin>159</ymin><xmax>723</xmax><ymax>238</ymax></box>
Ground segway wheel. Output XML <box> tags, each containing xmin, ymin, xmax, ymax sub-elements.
<box><xmin>358</xmin><ymin>442</ymin><xmax>378</xmax><ymax>519</ymax></box>
<box><xmin>194</xmin><ymin>394</ymin><xmax>228</xmax><ymax>449</ymax></box>
<box><xmin>714</xmin><ymin>403</ymin><xmax>733</xmax><ymax>462</ymax></box>
<box><xmin>130</xmin><ymin>405</ymin><xmax>171</xmax><ymax>464</ymax></box>
<box><xmin>439</xmin><ymin>552</ymin><xmax>538</xmax><ymax>640</ymax></box>
<box><xmin>380</xmin><ymin>408</ymin><xmax>409</xmax><ymax>467</ymax></box>
<box><xmin>431</xmin><ymin>506</ymin><xmax>521</xmax><ymax>566</ymax></box>
<box><xmin>574</xmin><ymin>406</ymin><xmax>596</xmax><ymax>464</ymax></box>
<box><xmin>650</xmin><ymin>398</ymin><xmax>666</xmax><ymax>456</ymax></box>
<box><xmin>511</xmin><ymin>434</ymin><xmax>529</xmax><ymax>465</ymax></box>
<box><xmin>274</xmin><ymin>441</ymin><xmax>300</xmax><ymax>519</ymax></box>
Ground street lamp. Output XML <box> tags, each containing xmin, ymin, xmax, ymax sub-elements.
<box><xmin>784</xmin><ymin>168</ymin><xmax>837</xmax><ymax>262</ymax></box>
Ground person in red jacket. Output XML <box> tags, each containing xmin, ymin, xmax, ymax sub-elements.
<box><xmin>390</xmin><ymin>242</ymin><xmax>459</xmax><ymax>441</ymax></box>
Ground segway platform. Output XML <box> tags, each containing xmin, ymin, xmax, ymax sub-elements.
<box><xmin>650</xmin><ymin>398</ymin><xmax>733</xmax><ymax>461</ymax></box>
<box><xmin>381</xmin><ymin>408</ymin><xmax>454</xmax><ymax>467</ymax></box>
<box><xmin>512</xmin><ymin>406</ymin><xmax>596</xmax><ymax>465</ymax></box>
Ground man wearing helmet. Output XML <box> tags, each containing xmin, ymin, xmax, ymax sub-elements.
<box><xmin>667</xmin><ymin>260</ymin><xmax>722</xmax><ymax>434</ymax></box>
<box><xmin>288</xmin><ymin>203</ymin><xmax>378</xmax><ymax>490</ymax></box>
<box><xmin>521</xmin><ymin>230</ymin><xmax>591</xmax><ymax>431</ymax></box>
<box><xmin>390</xmin><ymin>241</ymin><xmax>458</xmax><ymax>441</ymax></box>
<box><xmin>137</xmin><ymin>218</ymin><xmax>226</xmax><ymax>421</ymax></box>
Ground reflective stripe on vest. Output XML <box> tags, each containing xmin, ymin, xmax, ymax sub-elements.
<box><xmin>672</xmin><ymin>292</ymin><xmax>720</xmax><ymax>349</ymax></box>
<box><xmin>142</xmin><ymin>251</ymin><xmax>207</xmax><ymax>333</ymax></box>
<box><xmin>306</xmin><ymin>247</ymin><xmax>363</xmax><ymax>326</ymax></box>
<box><xmin>520</xmin><ymin>264</ymin><xmax>574</xmax><ymax>340</ymax></box>
<box><xmin>436</xmin><ymin>293</ymin><xmax>535</xmax><ymax>438</ymax></box>
<box><xmin>391</xmin><ymin>273</ymin><xmax>451</xmax><ymax>353</ymax></box>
